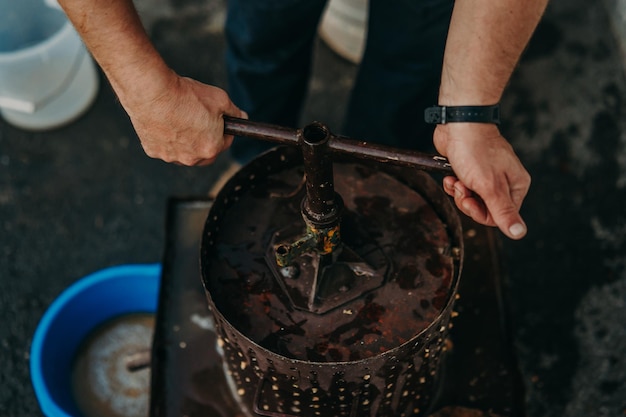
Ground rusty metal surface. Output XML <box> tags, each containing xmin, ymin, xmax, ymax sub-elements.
<box><xmin>202</xmin><ymin>146</ymin><xmax>460</xmax><ymax>345</ymax></box>
<box><xmin>223</xmin><ymin>117</ymin><xmax>453</xmax><ymax>174</ymax></box>
<box><xmin>430</xmin><ymin>221</ymin><xmax>525</xmax><ymax>416</ymax></box>
<box><xmin>150</xmin><ymin>199</ymin><xmax>247</xmax><ymax>417</ymax></box>
<box><xmin>199</xmin><ymin>147</ymin><xmax>463</xmax><ymax>417</ymax></box>
<box><xmin>150</xmin><ymin>193</ymin><xmax>523</xmax><ymax>417</ymax></box>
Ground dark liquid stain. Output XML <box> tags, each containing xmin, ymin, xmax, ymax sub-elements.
<box><xmin>206</xmin><ymin>163</ymin><xmax>455</xmax><ymax>362</ymax></box>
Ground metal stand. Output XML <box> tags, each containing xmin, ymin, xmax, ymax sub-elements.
<box><xmin>149</xmin><ymin>198</ymin><xmax>525</xmax><ymax>417</ymax></box>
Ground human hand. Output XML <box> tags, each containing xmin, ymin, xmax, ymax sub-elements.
<box><xmin>433</xmin><ymin>123</ymin><xmax>530</xmax><ymax>240</ymax></box>
<box><xmin>123</xmin><ymin>74</ymin><xmax>247</xmax><ymax>166</ymax></box>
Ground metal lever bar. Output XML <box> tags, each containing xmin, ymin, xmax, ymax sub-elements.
<box><xmin>223</xmin><ymin>116</ymin><xmax>454</xmax><ymax>175</ymax></box>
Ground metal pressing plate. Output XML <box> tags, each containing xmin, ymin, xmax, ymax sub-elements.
<box><xmin>149</xmin><ymin>198</ymin><xmax>524</xmax><ymax>417</ymax></box>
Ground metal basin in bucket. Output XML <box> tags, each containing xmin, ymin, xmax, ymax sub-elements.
<box><xmin>30</xmin><ymin>264</ymin><xmax>160</xmax><ymax>417</ymax></box>
<box><xmin>201</xmin><ymin>146</ymin><xmax>463</xmax><ymax>417</ymax></box>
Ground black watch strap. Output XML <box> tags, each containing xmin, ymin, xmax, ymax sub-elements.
<box><xmin>424</xmin><ymin>104</ymin><xmax>500</xmax><ymax>125</ymax></box>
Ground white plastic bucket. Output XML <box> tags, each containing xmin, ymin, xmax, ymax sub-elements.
<box><xmin>318</xmin><ymin>0</ymin><xmax>369</xmax><ymax>64</ymax></box>
<box><xmin>0</xmin><ymin>0</ymin><xmax>99</xmax><ymax>131</ymax></box>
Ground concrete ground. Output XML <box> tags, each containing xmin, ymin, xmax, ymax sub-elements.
<box><xmin>1</xmin><ymin>0</ymin><xmax>625</xmax><ymax>416</ymax></box>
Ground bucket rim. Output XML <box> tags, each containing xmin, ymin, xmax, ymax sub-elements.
<box><xmin>0</xmin><ymin>20</ymin><xmax>76</xmax><ymax>61</ymax></box>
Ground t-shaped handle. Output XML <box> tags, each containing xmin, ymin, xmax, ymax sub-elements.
<box><xmin>223</xmin><ymin>116</ymin><xmax>454</xmax><ymax>174</ymax></box>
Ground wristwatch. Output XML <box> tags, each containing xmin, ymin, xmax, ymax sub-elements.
<box><xmin>424</xmin><ymin>104</ymin><xmax>500</xmax><ymax>125</ymax></box>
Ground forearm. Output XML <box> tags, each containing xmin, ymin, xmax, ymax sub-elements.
<box><xmin>58</xmin><ymin>0</ymin><xmax>245</xmax><ymax>166</ymax></box>
<box><xmin>439</xmin><ymin>0</ymin><xmax>548</xmax><ymax>105</ymax></box>
<box><xmin>432</xmin><ymin>0</ymin><xmax>543</xmax><ymax>239</ymax></box>
<box><xmin>57</xmin><ymin>0</ymin><xmax>174</xmax><ymax>108</ymax></box>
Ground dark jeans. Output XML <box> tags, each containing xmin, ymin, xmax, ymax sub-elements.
<box><xmin>225</xmin><ymin>0</ymin><xmax>454</xmax><ymax>164</ymax></box>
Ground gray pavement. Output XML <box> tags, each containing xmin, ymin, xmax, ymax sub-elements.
<box><xmin>1</xmin><ymin>0</ymin><xmax>625</xmax><ymax>416</ymax></box>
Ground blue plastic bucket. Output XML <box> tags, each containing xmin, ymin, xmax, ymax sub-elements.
<box><xmin>30</xmin><ymin>264</ymin><xmax>161</xmax><ymax>417</ymax></box>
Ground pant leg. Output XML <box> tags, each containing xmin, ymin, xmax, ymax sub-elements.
<box><xmin>343</xmin><ymin>0</ymin><xmax>454</xmax><ymax>151</ymax></box>
<box><xmin>225</xmin><ymin>0</ymin><xmax>328</xmax><ymax>164</ymax></box>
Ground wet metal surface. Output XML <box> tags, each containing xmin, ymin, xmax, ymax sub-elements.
<box><xmin>151</xmin><ymin>198</ymin><xmax>523</xmax><ymax>417</ymax></box>
<box><xmin>200</xmin><ymin>148</ymin><xmax>463</xmax><ymax>416</ymax></box>
<box><xmin>3</xmin><ymin>0</ymin><xmax>626</xmax><ymax>415</ymax></box>
<box><xmin>151</xmin><ymin>199</ymin><xmax>247</xmax><ymax>417</ymax></box>
<box><xmin>202</xmin><ymin>149</ymin><xmax>459</xmax><ymax>361</ymax></box>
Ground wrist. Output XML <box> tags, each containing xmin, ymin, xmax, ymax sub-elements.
<box><xmin>110</xmin><ymin>57</ymin><xmax>177</xmax><ymax>110</ymax></box>
<box><xmin>424</xmin><ymin>104</ymin><xmax>500</xmax><ymax>125</ymax></box>
<box><xmin>433</xmin><ymin>122</ymin><xmax>502</xmax><ymax>155</ymax></box>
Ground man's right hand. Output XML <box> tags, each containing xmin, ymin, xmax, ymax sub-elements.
<box><xmin>124</xmin><ymin>74</ymin><xmax>247</xmax><ymax>166</ymax></box>
<box><xmin>57</xmin><ymin>0</ymin><xmax>246</xmax><ymax>166</ymax></box>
